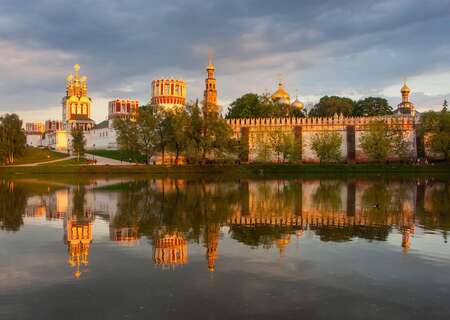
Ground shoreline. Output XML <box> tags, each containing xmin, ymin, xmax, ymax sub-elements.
<box><xmin>1</xmin><ymin>163</ymin><xmax>450</xmax><ymax>179</ymax></box>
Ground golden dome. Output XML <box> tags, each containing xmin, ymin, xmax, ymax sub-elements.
<box><xmin>401</xmin><ymin>82</ymin><xmax>410</xmax><ymax>93</ymax></box>
<box><xmin>79</xmin><ymin>96</ymin><xmax>90</xmax><ymax>103</ymax></box>
<box><xmin>68</xmin><ymin>96</ymin><xmax>79</xmax><ymax>103</ymax></box>
<box><xmin>271</xmin><ymin>81</ymin><xmax>290</xmax><ymax>103</ymax></box>
<box><xmin>291</xmin><ymin>97</ymin><xmax>304</xmax><ymax>110</ymax></box>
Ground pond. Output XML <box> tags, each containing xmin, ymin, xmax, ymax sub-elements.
<box><xmin>1</xmin><ymin>176</ymin><xmax>449</xmax><ymax>319</ymax></box>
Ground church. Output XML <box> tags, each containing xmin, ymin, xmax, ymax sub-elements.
<box><xmin>25</xmin><ymin>60</ymin><xmax>421</xmax><ymax>163</ymax></box>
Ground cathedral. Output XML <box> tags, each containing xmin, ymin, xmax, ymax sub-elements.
<box><xmin>271</xmin><ymin>79</ymin><xmax>305</xmax><ymax>111</ymax></box>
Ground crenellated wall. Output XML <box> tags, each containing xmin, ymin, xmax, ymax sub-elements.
<box><xmin>226</xmin><ymin>115</ymin><xmax>417</xmax><ymax>163</ymax></box>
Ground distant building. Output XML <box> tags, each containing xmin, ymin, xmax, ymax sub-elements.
<box><xmin>25</xmin><ymin>122</ymin><xmax>45</xmax><ymax>147</ymax></box>
<box><xmin>151</xmin><ymin>79</ymin><xmax>186</xmax><ymax>110</ymax></box>
<box><xmin>45</xmin><ymin>120</ymin><xmax>64</xmax><ymax>133</ymax></box>
<box><xmin>108</xmin><ymin>99</ymin><xmax>139</xmax><ymax>121</ymax></box>
<box><xmin>25</xmin><ymin>122</ymin><xmax>45</xmax><ymax>135</ymax></box>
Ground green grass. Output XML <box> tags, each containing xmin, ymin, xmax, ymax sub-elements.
<box><xmin>38</xmin><ymin>157</ymin><xmax>90</xmax><ymax>166</ymax></box>
<box><xmin>12</xmin><ymin>147</ymin><xmax>67</xmax><ymax>165</ymax></box>
<box><xmin>1</xmin><ymin>162</ymin><xmax>450</xmax><ymax>180</ymax></box>
<box><xmin>87</xmin><ymin>149</ymin><xmax>146</xmax><ymax>163</ymax></box>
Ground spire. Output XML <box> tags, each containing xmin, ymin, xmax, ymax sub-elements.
<box><xmin>207</xmin><ymin>51</ymin><xmax>215</xmax><ymax>70</ymax></box>
<box><xmin>74</xmin><ymin>64</ymin><xmax>80</xmax><ymax>79</ymax></box>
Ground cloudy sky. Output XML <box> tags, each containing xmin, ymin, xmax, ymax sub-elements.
<box><xmin>0</xmin><ymin>0</ymin><xmax>449</xmax><ymax>123</ymax></box>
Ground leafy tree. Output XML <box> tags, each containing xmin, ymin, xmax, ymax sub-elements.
<box><xmin>283</xmin><ymin>133</ymin><xmax>302</xmax><ymax>163</ymax></box>
<box><xmin>136</xmin><ymin>105</ymin><xmax>159</xmax><ymax>164</ymax></box>
<box><xmin>226</xmin><ymin>93</ymin><xmax>306</xmax><ymax>119</ymax></box>
<box><xmin>0</xmin><ymin>113</ymin><xmax>26</xmax><ymax>164</ymax></box>
<box><xmin>114</xmin><ymin>117</ymin><xmax>142</xmax><ymax>163</ymax></box>
<box><xmin>309</xmin><ymin>96</ymin><xmax>354</xmax><ymax>117</ymax></box>
<box><xmin>360</xmin><ymin>120</ymin><xmax>410</xmax><ymax>162</ymax></box>
<box><xmin>353</xmin><ymin>97</ymin><xmax>393</xmax><ymax>116</ymax></box>
<box><xmin>71</xmin><ymin>128</ymin><xmax>86</xmax><ymax>161</ymax></box>
<box><xmin>166</xmin><ymin>110</ymin><xmax>189</xmax><ymax>164</ymax></box>
<box><xmin>227</xmin><ymin>93</ymin><xmax>261</xmax><ymax>118</ymax></box>
<box><xmin>419</xmin><ymin>111</ymin><xmax>450</xmax><ymax>161</ymax></box>
<box><xmin>443</xmin><ymin>99</ymin><xmax>448</xmax><ymax>112</ymax></box>
<box><xmin>255</xmin><ymin>134</ymin><xmax>272</xmax><ymax>162</ymax></box>
<box><xmin>185</xmin><ymin>103</ymin><xmax>237</xmax><ymax>164</ymax></box>
<box><xmin>269</xmin><ymin>130</ymin><xmax>284</xmax><ymax>162</ymax></box>
<box><xmin>311</xmin><ymin>131</ymin><xmax>342</xmax><ymax>163</ymax></box>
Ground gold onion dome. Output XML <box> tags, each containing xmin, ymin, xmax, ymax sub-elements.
<box><xmin>271</xmin><ymin>81</ymin><xmax>290</xmax><ymax>102</ymax></box>
<box><xmin>291</xmin><ymin>97</ymin><xmax>304</xmax><ymax>110</ymax></box>
<box><xmin>401</xmin><ymin>82</ymin><xmax>410</xmax><ymax>94</ymax></box>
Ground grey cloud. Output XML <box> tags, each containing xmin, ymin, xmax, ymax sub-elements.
<box><xmin>0</xmin><ymin>0</ymin><xmax>449</xmax><ymax>117</ymax></box>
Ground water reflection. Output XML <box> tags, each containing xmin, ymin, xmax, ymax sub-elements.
<box><xmin>2</xmin><ymin>177</ymin><xmax>450</xmax><ymax>279</ymax></box>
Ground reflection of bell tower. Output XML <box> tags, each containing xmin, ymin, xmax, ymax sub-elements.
<box><xmin>276</xmin><ymin>233</ymin><xmax>291</xmax><ymax>258</ymax></box>
<box><xmin>153</xmin><ymin>232</ymin><xmax>188</xmax><ymax>269</ymax></box>
<box><xmin>401</xmin><ymin>226</ymin><xmax>414</xmax><ymax>253</ymax></box>
<box><xmin>205</xmin><ymin>224</ymin><xmax>220</xmax><ymax>272</ymax></box>
<box><xmin>64</xmin><ymin>214</ymin><xmax>93</xmax><ymax>279</ymax></box>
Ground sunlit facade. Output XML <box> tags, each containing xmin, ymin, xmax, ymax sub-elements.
<box><xmin>151</xmin><ymin>79</ymin><xmax>186</xmax><ymax>111</ymax></box>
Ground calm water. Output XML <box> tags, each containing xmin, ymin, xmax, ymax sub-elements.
<box><xmin>1</xmin><ymin>176</ymin><xmax>450</xmax><ymax>319</ymax></box>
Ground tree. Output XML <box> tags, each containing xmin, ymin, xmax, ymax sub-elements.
<box><xmin>71</xmin><ymin>129</ymin><xmax>86</xmax><ymax>161</ymax></box>
<box><xmin>309</xmin><ymin>96</ymin><xmax>354</xmax><ymax>117</ymax></box>
<box><xmin>255</xmin><ymin>134</ymin><xmax>272</xmax><ymax>162</ymax></box>
<box><xmin>360</xmin><ymin>120</ymin><xmax>411</xmax><ymax>162</ymax></box>
<box><xmin>353</xmin><ymin>97</ymin><xmax>393</xmax><ymax>116</ymax></box>
<box><xmin>443</xmin><ymin>99</ymin><xmax>448</xmax><ymax>112</ymax></box>
<box><xmin>227</xmin><ymin>93</ymin><xmax>261</xmax><ymax>118</ymax></box>
<box><xmin>226</xmin><ymin>92</ymin><xmax>306</xmax><ymax>119</ymax></box>
<box><xmin>114</xmin><ymin>117</ymin><xmax>141</xmax><ymax>162</ymax></box>
<box><xmin>311</xmin><ymin>131</ymin><xmax>342</xmax><ymax>163</ymax></box>
<box><xmin>185</xmin><ymin>103</ymin><xmax>238</xmax><ymax>164</ymax></box>
<box><xmin>0</xmin><ymin>113</ymin><xmax>26</xmax><ymax>164</ymax></box>
<box><xmin>281</xmin><ymin>133</ymin><xmax>302</xmax><ymax>163</ymax></box>
<box><xmin>269</xmin><ymin>130</ymin><xmax>284</xmax><ymax>162</ymax></box>
<box><xmin>136</xmin><ymin>105</ymin><xmax>159</xmax><ymax>164</ymax></box>
<box><xmin>419</xmin><ymin>111</ymin><xmax>450</xmax><ymax>161</ymax></box>
<box><xmin>165</xmin><ymin>110</ymin><xmax>188</xmax><ymax>164</ymax></box>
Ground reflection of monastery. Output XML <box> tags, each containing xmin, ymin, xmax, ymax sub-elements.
<box><xmin>24</xmin><ymin>59</ymin><xmax>430</xmax><ymax>162</ymax></box>
<box><xmin>18</xmin><ymin>178</ymin><xmax>449</xmax><ymax>278</ymax></box>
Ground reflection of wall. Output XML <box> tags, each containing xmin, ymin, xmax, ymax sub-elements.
<box><xmin>229</xmin><ymin>180</ymin><xmax>416</xmax><ymax>229</ymax></box>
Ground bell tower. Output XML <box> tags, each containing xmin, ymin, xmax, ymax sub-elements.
<box><xmin>203</xmin><ymin>53</ymin><xmax>219</xmax><ymax>115</ymax></box>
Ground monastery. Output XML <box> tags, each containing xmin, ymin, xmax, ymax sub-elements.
<box><xmin>25</xmin><ymin>60</ymin><xmax>422</xmax><ymax>163</ymax></box>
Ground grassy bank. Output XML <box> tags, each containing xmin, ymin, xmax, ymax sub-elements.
<box><xmin>87</xmin><ymin>149</ymin><xmax>145</xmax><ymax>163</ymax></box>
<box><xmin>1</xmin><ymin>162</ymin><xmax>450</xmax><ymax>179</ymax></box>
<box><xmin>12</xmin><ymin>147</ymin><xmax>67</xmax><ymax>165</ymax></box>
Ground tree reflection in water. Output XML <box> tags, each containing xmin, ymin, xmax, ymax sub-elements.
<box><xmin>2</xmin><ymin>177</ymin><xmax>450</xmax><ymax>271</ymax></box>
<box><xmin>0</xmin><ymin>180</ymin><xmax>26</xmax><ymax>231</ymax></box>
